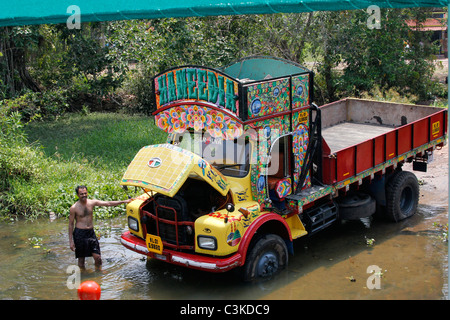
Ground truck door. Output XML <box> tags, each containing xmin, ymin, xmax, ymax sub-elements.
<box><xmin>292</xmin><ymin>111</ymin><xmax>311</xmax><ymax>193</ymax></box>
<box><xmin>267</xmin><ymin>135</ymin><xmax>292</xmax><ymax>209</ymax></box>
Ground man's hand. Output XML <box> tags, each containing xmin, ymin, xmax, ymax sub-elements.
<box><xmin>70</xmin><ymin>240</ymin><xmax>76</xmax><ymax>252</ymax></box>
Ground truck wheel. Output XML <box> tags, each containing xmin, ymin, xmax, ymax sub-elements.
<box><xmin>337</xmin><ymin>192</ymin><xmax>376</xmax><ymax>220</ymax></box>
<box><xmin>241</xmin><ymin>234</ymin><xmax>288</xmax><ymax>282</ymax></box>
<box><xmin>385</xmin><ymin>171</ymin><xmax>419</xmax><ymax>222</ymax></box>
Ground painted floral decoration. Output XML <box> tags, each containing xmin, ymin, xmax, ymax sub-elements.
<box><xmin>155</xmin><ymin>104</ymin><xmax>243</xmax><ymax>140</ymax></box>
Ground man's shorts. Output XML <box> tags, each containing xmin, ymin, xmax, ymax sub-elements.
<box><xmin>73</xmin><ymin>228</ymin><xmax>101</xmax><ymax>258</ymax></box>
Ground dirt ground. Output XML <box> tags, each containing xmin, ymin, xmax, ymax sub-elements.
<box><xmin>408</xmin><ymin>143</ymin><xmax>448</xmax><ymax>208</ymax></box>
<box><xmin>406</xmin><ymin>57</ymin><xmax>448</xmax><ymax>206</ymax></box>
<box><xmin>433</xmin><ymin>58</ymin><xmax>448</xmax><ymax>84</ymax></box>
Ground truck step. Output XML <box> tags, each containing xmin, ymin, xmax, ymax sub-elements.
<box><xmin>285</xmin><ymin>214</ymin><xmax>308</xmax><ymax>239</ymax></box>
<box><xmin>302</xmin><ymin>201</ymin><xmax>338</xmax><ymax>235</ymax></box>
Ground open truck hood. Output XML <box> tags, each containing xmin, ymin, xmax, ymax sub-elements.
<box><xmin>121</xmin><ymin>144</ymin><xmax>230</xmax><ymax>197</ymax></box>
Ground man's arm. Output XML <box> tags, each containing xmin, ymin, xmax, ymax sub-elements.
<box><xmin>68</xmin><ymin>206</ymin><xmax>76</xmax><ymax>251</ymax></box>
<box><xmin>91</xmin><ymin>199</ymin><xmax>132</xmax><ymax>207</ymax></box>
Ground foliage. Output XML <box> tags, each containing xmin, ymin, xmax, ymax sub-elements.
<box><xmin>243</xmin><ymin>13</ymin><xmax>315</xmax><ymax>63</ymax></box>
<box><xmin>0</xmin><ymin>102</ymin><xmax>26</xmax><ymax>142</ymax></box>
<box><xmin>0</xmin><ymin>25</ymin><xmax>41</xmax><ymax>99</ymax></box>
<box><xmin>0</xmin><ymin>103</ymin><xmax>41</xmax><ymax>188</ymax></box>
<box><xmin>2</xmin><ymin>9</ymin><xmax>444</xmax><ymax>111</ymax></box>
<box><xmin>311</xmin><ymin>8</ymin><xmax>442</xmax><ymax>103</ymax></box>
<box><xmin>0</xmin><ymin>9</ymin><xmax>446</xmax><ymax>220</ymax></box>
<box><xmin>0</xmin><ymin>89</ymin><xmax>70</xmax><ymax>122</ymax></box>
<box><xmin>108</xmin><ymin>17</ymin><xmax>251</xmax><ymax>114</ymax></box>
<box><xmin>357</xmin><ymin>85</ymin><xmax>420</xmax><ymax>104</ymax></box>
<box><xmin>433</xmin><ymin>222</ymin><xmax>448</xmax><ymax>242</ymax></box>
<box><xmin>0</xmin><ymin>102</ymin><xmax>44</xmax><ymax>216</ymax></box>
<box><xmin>60</xmin><ymin>23</ymin><xmax>125</xmax><ymax>96</ymax></box>
<box><xmin>1</xmin><ymin>109</ymin><xmax>166</xmax><ymax>220</ymax></box>
<box><xmin>338</xmin><ymin>9</ymin><xmax>436</xmax><ymax>99</ymax></box>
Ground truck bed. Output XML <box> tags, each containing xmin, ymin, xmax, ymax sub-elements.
<box><xmin>320</xmin><ymin>98</ymin><xmax>447</xmax><ymax>185</ymax></box>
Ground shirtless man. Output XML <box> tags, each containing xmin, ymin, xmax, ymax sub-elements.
<box><xmin>69</xmin><ymin>185</ymin><xmax>131</xmax><ymax>270</ymax></box>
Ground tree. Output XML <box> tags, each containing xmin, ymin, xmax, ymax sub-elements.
<box><xmin>336</xmin><ymin>8</ymin><xmax>438</xmax><ymax>100</ymax></box>
<box><xmin>58</xmin><ymin>22</ymin><xmax>124</xmax><ymax>96</ymax></box>
<box><xmin>0</xmin><ymin>26</ymin><xmax>41</xmax><ymax>99</ymax></box>
<box><xmin>248</xmin><ymin>13</ymin><xmax>314</xmax><ymax>63</ymax></box>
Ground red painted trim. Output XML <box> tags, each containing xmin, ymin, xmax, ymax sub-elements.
<box><xmin>121</xmin><ymin>231</ymin><xmax>242</xmax><ymax>273</ymax></box>
<box><xmin>237</xmin><ymin>213</ymin><xmax>292</xmax><ymax>264</ymax></box>
<box><xmin>121</xmin><ymin>213</ymin><xmax>292</xmax><ymax>272</ymax></box>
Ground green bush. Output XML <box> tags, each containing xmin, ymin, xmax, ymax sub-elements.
<box><xmin>0</xmin><ymin>89</ymin><xmax>70</xmax><ymax>122</ymax></box>
<box><xmin>121</xmin><ymin>68</ymin><xmax>156</xmax><ymax>115</ymax></box>
<box><xmin>0</xmin><ymin>103</ymin><xmax>26</xmax><ymax>141</ymax></box>
<box><xmin>1</xmin><ymin>102</ymin><xmax>166</xmax><ymax>220</ymax></box>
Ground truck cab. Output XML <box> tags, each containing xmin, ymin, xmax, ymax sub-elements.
<box><xmin>120</xmin><ymin>56</ymin><xmax>313</xmax><ymax>280</ymax></box>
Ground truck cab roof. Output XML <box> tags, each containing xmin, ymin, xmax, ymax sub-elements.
<box><xmin>221</xmin><ymin>55</ymin><xmax>310</xmax><ymax>82</ymax></box>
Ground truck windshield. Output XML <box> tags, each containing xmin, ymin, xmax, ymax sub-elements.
<box><xmin>171</xmin><ymin>131</ymin><xmax>251</xmax><ymax>177</ymax></box>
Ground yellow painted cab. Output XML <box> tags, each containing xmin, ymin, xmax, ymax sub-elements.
<box><xmin>120</xmin><ymin>57</ymin><xmax>312</xmax><ymax>280</ymax></box>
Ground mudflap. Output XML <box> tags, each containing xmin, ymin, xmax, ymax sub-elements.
<box><xmin>285</xmin><ymin>239</ymin><xmax>294</xmax><ymax>256</ymax></box>
<box><xmin>368</xmin><ymin>175</ymin><xmax>386</xmax><ymax>207</ymax></box>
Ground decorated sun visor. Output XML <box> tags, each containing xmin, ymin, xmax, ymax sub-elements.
<box><xmin>153</xmin><ymin>66</ymin><xmax>244</xmax><ymax>140</ymax></box>
<box><xmin>154</xmin><ymin>66</ymin><xmax>240</xmax><ymax>114</ymax></box>
<box><xmin>121</xmin><ymin>143</ymin><xmax>230</xmax><ymax>197</ymax></box>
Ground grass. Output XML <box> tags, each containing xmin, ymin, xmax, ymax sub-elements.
<box><xmin>2</xmin><ymin>112</ymin><xmax>167</xmax><ymax>220</ymax></box>
<box><xmin>26</xmin><ymin>112</ymin><xmax>167</xmax><ymax>171</ymax></box>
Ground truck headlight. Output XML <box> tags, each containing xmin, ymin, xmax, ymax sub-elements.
<box><xmin>128</xmin><ymin>216</ymin><xmax>139</xmax><ymax>232</ymax></box>
<box><xmin>197</xmin><ymin>236</ymin><xmax>217</xmax><ymax>250</ymax></box>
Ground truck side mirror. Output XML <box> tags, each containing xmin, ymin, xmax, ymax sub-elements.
<box><xmin>224</xmin><ymin>203</ymin><xmax>234</xmax><ymax>223</ymax></box>
<box><xmin>225</xmin><ymin>203</ymin><xmax>235</xmax><ymax>212</ymax></box>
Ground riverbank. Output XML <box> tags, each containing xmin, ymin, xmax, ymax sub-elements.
<box><xmin>0</xmin><ymin>112</ymin><xmax>166</xmax><ymax>220</ymax></box>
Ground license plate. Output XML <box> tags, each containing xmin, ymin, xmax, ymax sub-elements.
<box><xmin>146</xmin><ymin>234</ymin><xmax>163</xmax><ymax>254</ymax></box>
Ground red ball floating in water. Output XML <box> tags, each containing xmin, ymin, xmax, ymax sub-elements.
<box><xmin>78</xmin><ymin>281</ymin><xmax>101</xmax><ymax>300</ymax></box>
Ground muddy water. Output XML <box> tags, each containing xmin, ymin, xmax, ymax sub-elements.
<box><xmin>0</xmin><ymin>206</ymin><xmax>447</xmax><ymax>300</ymax></box>
<box><xmin>0</xmin><ymin>148</ymin><xmax>448</xmax><ymax>300</ymax></box>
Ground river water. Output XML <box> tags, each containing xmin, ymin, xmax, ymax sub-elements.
<box><xmin>0</xmin><ymin>202</ymin><xmax>447</xmax><ymax>300</ymax></box>
<box><xmin>0</xmin><ymin>148</ymin><xmax>448</xmax><ymax>300</ymax></box>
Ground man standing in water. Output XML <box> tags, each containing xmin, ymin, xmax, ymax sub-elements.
<box><xmin>69</xmin><ymin>185</ymin><xmax>132</xmax><ymax>270</ymax></box>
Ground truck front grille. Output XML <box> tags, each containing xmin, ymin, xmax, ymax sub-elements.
<box><xmin>142</xmin><ymin>195</ymin><xmax>195</xmax><ymax>251</ymax></box>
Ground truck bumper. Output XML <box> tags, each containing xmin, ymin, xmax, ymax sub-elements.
<box><xmin>120</xmin><ymin>231</ymin><xmax>242</xmax><ymax>273</ymax></box>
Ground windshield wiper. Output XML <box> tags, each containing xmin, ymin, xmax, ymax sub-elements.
<box><xmin>215</xmin><ymin>163</ymin><xmax>241</xmax><ymax>170</ymax></box>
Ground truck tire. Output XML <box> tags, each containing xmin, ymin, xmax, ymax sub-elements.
<box><xmin>241</xmin><ymin>234</ymin><xmax>288</xmax><ymax>282</ymax></box>
<box><xmin>385</xmin><ymin>171</ymin><xmax>419</xmax><ymax>222</ymax></box>
<box><xmin>338</xmin><ymin>192</ymin><xmax>376</xmax><ymax>220</ymax></box>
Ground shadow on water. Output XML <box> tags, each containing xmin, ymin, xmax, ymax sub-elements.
<box><xmin>0</xmin><ymin>202</ymin><xmax>447</xmax><ymax>300</ymax></box>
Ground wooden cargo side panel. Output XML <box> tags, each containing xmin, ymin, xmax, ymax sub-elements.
<box><xmin>385</xmin><ymin>131</ymin><xmax>396</xmax><ymax>160</ymax></box>
<box><xmin>430</xmin><ymin>112</ymin><xmax>444</xmax><ymax>141</ymax></box>
<box><xmin>336</xmin><ymin>147</ymin><xmax>355</xmax><ymax>181</ymax></box>
<box><xmin>356</xmin><ymin>140</ymin><xmax>373</xmax><ymax>174</ymax></box>
<box><xmin>397</xmin><ymin>125</ymin><xmax>412</xmax><ymax>155</ymax></box>
<box><xmin>413</xmin><ymin>118</ymin><xmax>429</xmax><ymax>148</ymax></box>
<box><xmin>321</xmin><ymin>138</ymin><xmax>336</xmax><ymax>184</ymax></box>
<box><xmin>374</xmin><ymin>135</ymin><xmax>385</xmax><ymax>166</ymax></box>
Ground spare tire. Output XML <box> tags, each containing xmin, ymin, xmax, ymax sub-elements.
<box><xmin>385</xmin><ymin>171</ymin><xmax>419</xmax><ymax>222</ymax></box>
<box><xmin>338</xmin><ymin>192</ymin><xmax>376</xmax><ymax>220</ymax></box>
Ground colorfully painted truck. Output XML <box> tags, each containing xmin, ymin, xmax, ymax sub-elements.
<box><xmin>120</xmin><ymin>56</ymin><xmax>447</xmax><ymax>281</ymax></box>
